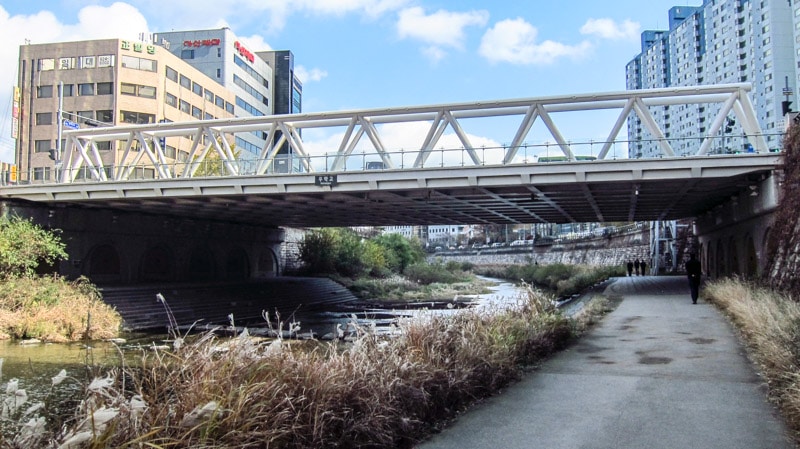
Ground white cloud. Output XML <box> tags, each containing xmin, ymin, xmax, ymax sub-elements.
<box><xmin>238</xmin><ymin>34</ymin><xmax>273</xmax><ymax>53</ymax></box>
<box><xmin>478</xmin><ymin>18</ymin><xmax>592</xmax><ymax>65</ymax></box>
<box><xmin>294</xmin><ymin>65</ymin><xmax>328</xmax><ymax>83</ymax></box>
<box><xmin>580</xmin><ymin>18</ymin><xmax>640</xmax><ymax>40</ymax></box>
<box><xmin>397</xmin><ymin>6</ymin><xmax>489</xmax><ymax>60</ymax></box>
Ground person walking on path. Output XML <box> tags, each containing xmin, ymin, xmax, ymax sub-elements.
<box><xmin>626</xmin><ymin>261</ymin><xmax>634</xmax><ymax>276</ymax></box>
<box><xmin>640</xmin><ymin>260</ymin><xmax>647</xmax><ymax>276</ymax></box>
<box><xmin>686</xmin><ymin>253</ymin><xmax>702</xmax><ymax>304</ymax></box>
<box><xmin>634</xmin><ymin>259</ymin><xmax>640</xmax><ymax>276</ymax></box>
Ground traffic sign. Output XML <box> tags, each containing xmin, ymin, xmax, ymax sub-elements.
<box><xmin>62</xmin><ymin>119</ymin><xmax>79</xmax><ymax>130</ymax></box>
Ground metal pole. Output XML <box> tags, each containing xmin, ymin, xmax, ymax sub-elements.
<box><xmin>56</xmin><ymin>81</ymin><xmax>63</xmax><ymax>181</ymax></box>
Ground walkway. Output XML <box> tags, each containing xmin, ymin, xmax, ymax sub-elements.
<box><xmin>416</xmin><ymin>275</ymin><xmax>795</xmax><ymax>449</ymax></box>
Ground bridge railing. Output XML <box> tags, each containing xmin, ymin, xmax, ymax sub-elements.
<box><xmin>8</xmin><ymin>83</ymin><xmax>779</xmax><ymax>184</ymax></box>
<box><xmin>1</xmin><ymin>131</ymin><xmax>783</xmax><ymax>186</ymax></box>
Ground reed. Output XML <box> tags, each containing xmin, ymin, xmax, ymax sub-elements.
<box><xmin>705</xmin><ymin>278</ymin><xmax>800</xmax><ymax>439</ymax></box>
<box><xmin>32</xmin><ymin>286</ymin><xmax>590</xmax><ymax>448</ymax></box>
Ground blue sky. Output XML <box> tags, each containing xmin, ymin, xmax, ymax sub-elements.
<box><xmin>0</xmin><ymin>0</ymin><xmax>702</xmax><ymax>164</ymax></box>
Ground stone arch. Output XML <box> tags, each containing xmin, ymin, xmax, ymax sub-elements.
<box><xmin>187</xmin><ymin>246</ymin><xmax>217</xmax><ymax>281</ymax></box>
<box><xmin>84</xmin><ymin>243</ymin><xmax>122</xmax><ymax>283</ymax></box>
<box><xmin>225</xmin><ymin>246</ymin><xmax>250</xmax><ymax>280</ymax></box>
<box><xmin>255</xmin><ymin>249</ymin><xmax>278</xmax><ymax>278</ymax></box>
<box><xmin>140</xmin><ymin>245</ymin><xmax>174</xmax><ymax>282</ymax></box>
<box><xmin>728</xmin><ymin>236</ymin><xmax>739</xmax><ymax>276</ymax></box>
<box><xmin>744</xmin><ymin>233</ymin><xmax>758</xmax><ymax>278</ymax></box>
<box><xmin>715</xmin><ymin>239</ymin><xmax>725</xmax><ymax>278</ymax></box>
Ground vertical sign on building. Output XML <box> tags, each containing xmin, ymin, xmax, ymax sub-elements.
<box><xmin>11</xmin><ymin>86</ymin><xmax>20</xmax><ymax>139</ymax></box>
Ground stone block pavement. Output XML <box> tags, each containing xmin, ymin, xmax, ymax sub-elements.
<box><xmin>416</xmin><ymin>275</ymin><xmax>796</xmax><ymax>449</ymax></box>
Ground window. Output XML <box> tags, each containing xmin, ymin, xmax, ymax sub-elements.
<box><xmin>61</xmin><ymin>84</ymin><xmax>75</xmax><ymax>97</ymax></box>
<box><xmin>120</xmin><ymin>110</ymin><xmax>155</xmax><ymax>124</ymax></box>
<box><xmin>139</xmin><ymin>85</ymin><xmax>156</xmax><ymax>99</ymax></box>
<box><xmin>96</xmin><ymin>110</ymin><xmax>113</xmax><ymax>124</ymax></box>
<box><xmin>78</xmin><ymin>83</ymin><xmax>95</xmax><ymax>96</ymax></box>
<box><xmin>121</xmin><ymin>83</ymin><xmax>137</xmax><ymax>96</ymax></box>
<box><xmin>215</xmin><ymin>95</ymin><xmax>224</xmax><ymax>108</ymax></box>
<box><xmin>191</xmin><ymin>106</ymin><xmax>202</xmax><ymax>119</ymax></box>
<box><xmin>166</xmin><ymin>66</ymin><xmax>178</xmax><ymax>82</ymax></box>
<box><xmin>179</xmin><ymin>100</ymin><xmax>190</xmax><ymax>114</ymax></box>
<box><xmin>204</xmin><ymin>112</ymin><xmax>214</xmax><ymax>120</ymax></box>
<box><xmin>192</xmin><ymin>82</ymin><xmax>203</xmax><ymax>96</ymax></box>
<box><xmin>97</xmin><ymin>82</ymin><xmax>113</xmax><ymax>95</ymax></box>
<box><xmin>165</xmin><ymin>93</ymin><xmax>177</xmax><ymax>108</ymax></box>
<box><xmin>35</xmin><ymin>112</ymin><xmax>52</xmax><ymax>126</ymax></box>
<box><xmin>35</xmin><ymin>140</ymin><xmax>51</xmax><ymax>153</ymax></box>
<box><xmin>225</xmin><ymin>101</ymin><xmax>234</xmax><ymax>114</ymax></box>
<box><xmin>38</xmin><ymin>58</ymin><xmax>55</xmax><ymax>71</ymax></box>
<box><xmin>181</xmin><ymin>49</ymin><xmax>195</xmax><ymax>59</ymax></box>
<box><xmin>37</xmin><ymin>85</ymin><xmax>53</xmax><ymax>98</ymax></box>
<box><xmin>234</xmin><ymin>55</ymin><xmax>268</xmax><ymax>87</ymax></box>
<box><xmin>96</xmin><ymin>141</ymin><xmax>111</xmax><ymax>151</ymax></box>
<box><xmin>204</xmin><ymin>89</ymin><xmax>214</xmax><ymax>102</ymax></box>
<box><xmin>77</xmin><ymin>111</ymin><xmax>94</xmax><ymax>124</ymax></box>
<box><xmin>121</xmin><ymin>55</ymin><xmax>156</xmax><ymax>72</ymax></box>
<box><xmin>179</xmin><ymin>75</ymin><xmax>191</xmax><ymax>89</ymax></box>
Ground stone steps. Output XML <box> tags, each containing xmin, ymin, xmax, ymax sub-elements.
<box><xmin>99</xmin><ymin>277</ymin><xmax>358</xmax><ymax>332</ymax></box>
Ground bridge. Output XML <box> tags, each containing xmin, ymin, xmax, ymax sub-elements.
<box><xmin>0</xmin><ymin>83</ymin><xmax>785</xmax><ymax>282</ymax></box>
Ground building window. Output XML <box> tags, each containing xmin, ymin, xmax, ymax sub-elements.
<box><xmin>35</xmin><ymin>140</ymin><xmax>51</xmax><ymax>153</ymax></box>
<box><xmin>215</xmin><ymin>95</ymin><xmax>224</xmax><ymax>108</ymax></box>
<box><xmin>191</xmin><ymin>106</ymin><xmax>202</xmax><ymax>119</ymax></box>
<box><xmin>35</xmin><ymin>112</ymin><xmax>52</xmax><ymax>126</ymax></box>
<box><xmin>121</xmin><ymin>83</ymin><xmax>137</xmax><ymax>96</ymax></box>
<box><xmin>97</xmin><ymin>82</ymin><xmax>113</xmax><ymax>95</ymax></box>
<box><xmin>77</xmin><ymin>111</ymin><xmax>94</xmax><ymax>124</ymax></box>
<box><xmin>165</xmin><ymin>66</ymin><xmax>178</xmax><ymax>82</ymax></box>
<box><xmin>181</xmin><ymin>49</ymin><xmax>195</xmax><ymax>59</ymax></box>
<box><xmin>165</xmin><ymin>92</ymin><xmax>177</xmax><ymax>108</ymax></box>
<box><xmin>96</xmin><ymin>141</ymin><xmax>111</xmax><ymax>151</ymax></box>
<box><xmin>62</xmin><ymin>84</ymin><xmax>75</xmax><ymax>97</ymax></box>
<box><xmin>139</xmin><ymin>85</ymin><xmax>156</xmax><ymax>99</ymax></box>
<box><xmin>204</xmin><ymin>89</ymin><xmax>214</xmax><ymax>102</ymax></box>
<box><xmin>121</xmin><ymin>55</ymin><xmax>156</xmax><ymax>72</ymax></box>
<box><xmin>225</xmin><ymin>101</ymin><xmax>234</xmax><ymax>114</ymax></box>
<box><xmin>38</xmin><ymin>58</ymin><xmax>55</xmax><ymax>71</ymax></box>
<box><xmin>179</xmin><ymin>100</ymin><xmax>190</xmax><ymax>114</ymax></box>
<box><xmin>78</xmin><ymin>83</ymin><xmax>95</xmax><ymax>96</ymax></box>
<box><xmin>96</xmin><ymin>110</ymin><xmax>113</xmax><ymax>124</ymax></box>
<box><xmin>179</xmin><ymin>75</ymin><xmax>191</xmax><ymax>89</ymax></box>
<box><xmin>192</xmin><ymin>82</ymin><xmax>203</xmax><ymax>96</ymax></box>
<box><xmin>120</xmin><ymin>110</ymin><xmax>155</xmax><ymax>125</ymax></box>
<box><xmin>37</xmin><ymin>85</ymin><xmax>53</xmax><ymax>98</ymax></box>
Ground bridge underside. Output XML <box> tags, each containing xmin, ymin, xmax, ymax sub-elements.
<box><xmin>5</xmin><ymin>154</ymin><xmax>779</xmax><ymax>226</ymax></box>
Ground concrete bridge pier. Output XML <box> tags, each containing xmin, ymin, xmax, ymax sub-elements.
<box><xmin>1</xmin><ymin>200</ymin><xmax>286</xmax><ymax>284</ymax></box>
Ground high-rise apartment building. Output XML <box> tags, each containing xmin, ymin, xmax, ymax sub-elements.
<box><xmin>16</xmin><ymin>38</ymin><xmax>235</xmax><ymax>182</ymax></box>
<box><xmin>626</xmin><ymin>0</ymin><xmax>795</xmax><ymax>158</ymax></box>
<box><xmin>153</xmin><ymin>29</ymin><xmax>303</xmax><ymax>172</ymax></box>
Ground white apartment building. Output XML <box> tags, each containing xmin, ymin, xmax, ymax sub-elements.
<box><xmin>626</xmin><ymin>0</ymin><xmax>795</xmax><ymax>158</ymax></box>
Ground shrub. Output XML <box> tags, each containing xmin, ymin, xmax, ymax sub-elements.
<box><xmin>0</xmin><ymin>216</ymin><xmax>67</xmax><ymax>277</ymax></box>
<box><xmin>403</xmin><ymin>262</ymin><xmax>468</xmax><ymax>285</ymax></box>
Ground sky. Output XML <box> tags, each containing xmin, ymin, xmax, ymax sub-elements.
<box><xmin>0</xmin><ymin>0</ymin><xmax>703</xmax><ymax>165</ymax></box>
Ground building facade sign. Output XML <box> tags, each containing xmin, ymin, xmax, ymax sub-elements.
<box><xmin>234</xmin><ymin>41</ymin><xmax>254</xmax><ymax>63</ymax></box>
<box><xmin>121</xmin><ymin>40</ymin><xmax>156</xmax><ymax>55</ymax></box>
<box><xmin>184</xmin><ymin>38</ymin><xmax>221</xmax><ymax>47</ymax></box>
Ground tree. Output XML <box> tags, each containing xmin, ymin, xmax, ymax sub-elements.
<box><xmin>373</xmin><ymin>233</ymin><xmax>424</xmax><ymax>273</ymax></box>
<box><xmin>0</xmin><ymin>216</ymin><xmax>67</xmax><ymax>277</ymax></box>
<box><xmin>191</xmin><ymin>139</ymin><xmax>241</xmax><ymax>177</ymax></box>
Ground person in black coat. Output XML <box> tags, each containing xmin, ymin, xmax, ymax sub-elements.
<box><xmin>626</xmin><ymin>260</ymin><xmax>634</xmax><ymax>276</ymax></box>
<box><xmin>640</xmin><ymin>260</ymin><xmax>647</xmax><ymax>276</ymax></box>
<box><xmin>685</xmin><ymin>253</ymin><xmax>702</xmax><ymax>304</ymax></box>
<box><xmin>634</xmin><ymin>259</ymin><xmax>640</xmax><ymax>276</ymax></box>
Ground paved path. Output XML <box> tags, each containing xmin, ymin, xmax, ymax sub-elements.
<box><xmin>416</xmin><ymin>275</ymin><xmax>796</xmax><ymax>449</ymax></box>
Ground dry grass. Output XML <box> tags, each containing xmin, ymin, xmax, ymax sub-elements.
<box><xmin>704</xmin><ymin>278</ymin><xmax>800</xmax><ymax>439</ymax></box>
<box><xmin>0</xmin><ymin>275</ymin><xmax>121</xmax><ymax>342</ymax></box>
<box><xmin>20</xmin><ymin>286</ymin><xmax>594</xmax><ymax>449</ymax></box>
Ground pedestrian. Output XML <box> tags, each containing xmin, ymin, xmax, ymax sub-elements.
<box><xmin>685</xmin><ymin>253</ymin><xmax>702</xmax><ymax>304</ymax></box>
<box><xmin>626</xmin><ymin>260</ymin><xmax>634</xmax><ymax>276</ymax></box>
<box><xmin>634</xmin><ymin>259</ymin><xmax>640</xmax><ymax>276</ymax></box>
<box><xmin>640</xmin><ymin>260</ymin><xmax>647</xmax><ymax>276</ymax></box>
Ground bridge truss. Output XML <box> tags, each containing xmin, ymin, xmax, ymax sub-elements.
<box><xmin>58</xmin><ymin>83</ymin><xmax>769</xmax><ymax>183</ymax></box>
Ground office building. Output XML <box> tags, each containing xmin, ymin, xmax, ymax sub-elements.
<box><xmin>626</xmin><ymin>0</ymin><xmax>795</xmax><ymax>157</ymax></box>
<box><xmin>153</xmin><ymin>29</ymin><xmax>303</xmax><ymax>172</ymax></box>
<box><xmin>15</xmin><ymin>38</ymin><xmax>235</xmax><ymax>182</ymax></box>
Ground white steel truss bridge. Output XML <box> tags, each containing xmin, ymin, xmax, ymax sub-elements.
<box><xmin>0</xmin><ymin>83</ymin><xmax>784</xmax><ymax>228</ymax></box>
<box><xmin>53</xmin><ymin>83</ymin><xmax>769</xmax><ymax>183</ymax></box>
